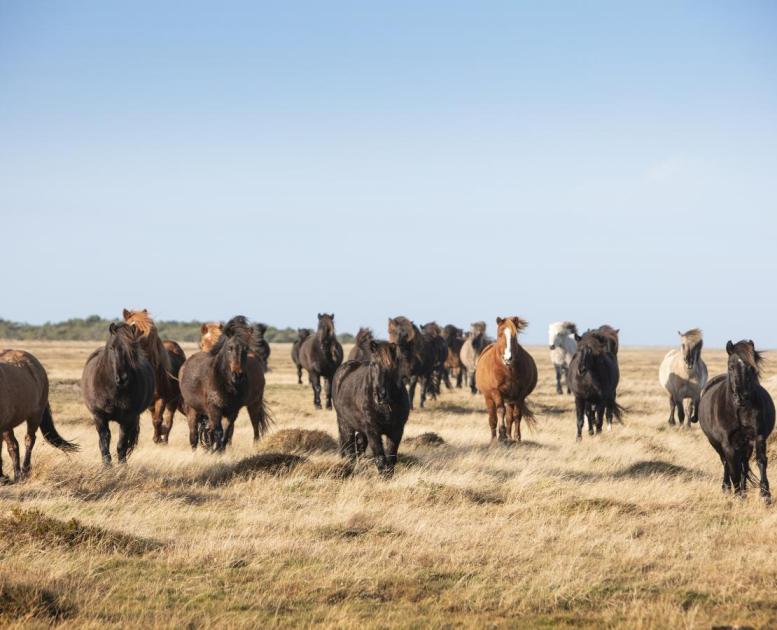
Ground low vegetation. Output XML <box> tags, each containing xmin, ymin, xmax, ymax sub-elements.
<box><xmin>0</xmin><ymin>340</ymin><xmax>776</xmax><ymax>628</ymax></box>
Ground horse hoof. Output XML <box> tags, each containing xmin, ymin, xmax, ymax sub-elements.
<box><xmin>0</xmin><ymin>475</ymin><xmax>11</xmax><ymax>485</ymax></box>
<box><xmin>607</xmin><ymin>425</ymin><xmax>612</xmax><ymax>433</ymax></box>
<box><xmin>576</xmin><ymin>435</ymin><xmax>582</xmax><ymax>443</ymax></box>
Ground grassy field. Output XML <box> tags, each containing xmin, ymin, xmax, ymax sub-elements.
<box><xmin>1</xmin><ymin>339</ymin><xmax>777</xmax><ymax>629</ymax></box>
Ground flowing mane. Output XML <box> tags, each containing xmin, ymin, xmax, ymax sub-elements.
<box><xmin>679</xmin><ymin>328</ymin><xmax>703</xmax><ymax>346</ymax></box>
<box><xmin>210</xmin><ymin>315</ymin><xmax>254</xmax><ymax>356</ymax></box>
<box><xmin>730</xmin><ymin>340</ymin><xmax>765</xmax><ymax>376</ymax></box>
<box><xmin>122</xmin><ymin>308</ymin><xmax>171</xmax><ymax>373</ymax></box>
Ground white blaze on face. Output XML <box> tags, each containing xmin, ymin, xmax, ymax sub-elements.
<box><xmin>503</xmin><ymin>328</ymin><xmax>512</xmax><ymax>363</ymax></box>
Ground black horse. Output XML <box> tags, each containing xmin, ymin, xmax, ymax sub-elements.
<box><xmin>298</xmin><ymin>313</ymin><xmax>344</xmax><ymax>409</ymax></box>
<box><xmin>179</xmin><ymin>316</ymin><xmax>270</xmax><ymax>451</ymax></box>
<box><xmin>252</xmin><ymin>323</ymin><xmax>271</xmax><ymax>370</ymax></box>
<box><xmin>567</xmin><ymin>329</ymin><xmax>622</xmax><ymax>440</ymax></box>
<box><xmin>291</xmin><ymin>328</ymin><xmax>312</xmax><ymax>385</ymax></box>
<box><xmin>82</xmin><ymin>322</ymin><xmax>155</xmax><ymax>464</ymax></box>
<box><xmin>442</xmin><ymin>324</ymin><xmax>465</xmax><ymax>388</ymax></box>
<box><xmin>348</xmin><ymin>327</ymin><xmax>375</xmax><ymax>362</ymax></box>
<box><xmin>388</xmin><ymin>316</ymin><xmax>438</xmax><ymax>409</ymax></box>
<box><xmin>333</xmin><ymin>340</ymin><xmax>410</xmax><ymax>476</ymax></box>
<box><xmin>421</xmin><ymin>322</ymin><xmax>451</xmax><ymax>393</ymax></box>
<box><xmin>699</xmin><ymin>340</ymin><xmax>775</xmax><ymax>500</ymax></box>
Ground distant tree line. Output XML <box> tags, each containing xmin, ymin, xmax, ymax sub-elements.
<box><xmin>0</xmin><ymin>316</ymin><xmax>354</xmax><ymax>344</ymax></box>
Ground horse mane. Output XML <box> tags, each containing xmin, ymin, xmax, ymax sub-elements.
<box><xmin>254</xmin><ymin>323</ymin><xmax>268</xmax><ymax>338</ymax></box>
<box><xmin>578</xmin><ymin>330</ymin><xmax>608</xmax><ymax>354</ymax></box>
<box><xmin>210</xmin><ymin>315</ymin><xmax>254</xmax><ymax>356</ymax></box>
<box><xmin>108</xmin><ymin>322</ymin><xmax>143</xmax><ymax>369</ymax></box>
<box><xmin>370</xmin><ymin>340</ymin><xmax>399</xmax><ymax>369</ymax></box>
<box><xmin>297</xmin><ymin>328</ymin><xmax>312</xmax><ymax>340</ymax></box>
<box><xmin>731</xmin><ymin>340</ymin><xmax>765</xmax><ymax>376</ymax></box>
<box><xmin>122</xmin><ymin>309</ymin><xmax>171</xmax><ymax>373</ymax></box>
<box><xmin>512</xmin><ymin>317</ymin><xmax>529</xmax><ymax>334</ymax></box>
<box><xmin>421</xmin><ymin>321</ymin><xmax>442</xmax><ymax>337</ymax></box>
<box><xmin>389</xmin><ymin>317</ymin><xmax>416</xmax><ymax>343</ymax></box>
<box><xmin>680</xmin><ymin>328</ymin><xmax>703</xmax><ymax>345</ymax></box>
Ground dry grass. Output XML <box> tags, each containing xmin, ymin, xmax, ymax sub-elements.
<box><xmin>1</xmin><ymin>339</ymin><xmax>776</xmax><ymax>628</ymax></box>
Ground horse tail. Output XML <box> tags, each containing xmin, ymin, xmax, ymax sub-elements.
<box><xmin>745</xmin><ymin>461</ymin><xmax>760</xmax><ymax>487</ymax></box>
<box><xmin>610</xmin><ymin>399</ymin><xmax>626</xmax><ymax>424</ymax></box>
<box><xmin>518</xmin><ymin>398</ymin><xmax>537</xmax><ymax>431</ymax></box>
<box><xmin>40</xmin><ymin>404</ymin><xmax>79</xmax><ymax>452</ymax></box>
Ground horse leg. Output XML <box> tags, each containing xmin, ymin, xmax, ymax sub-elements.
<box><xmin>486</xmin><ymin>396</ymin><xmax>498</xmax><ymax>443</ymax></box>
<box><xmin>555</xmin><ymin>365</ymin><xmax>563</xmax><ymax>395</ymax></box>
<box><xmin>309</xmin><ymin>371</ymin><xmax>322</xmax><ymax>409</ymax></box>
<box><xmin>667</xmin><ymin>398</ymin><xmax>676</xmax><ymax>426</ymax></box>
<box><xmin>247</xmin><ymin>403</ymin><xmax>265</xmax><ymax>443</ymax></box>
<box><xmin>756</xmin><ymin>436</ymin><xmax>770</xmax><ymax>502</ymax></box>
<box><xmin>296</xmin><ymin>364</ymin><xmax>303</xmax><ymax>385</ymax></box>
<box><xmin>496</xmin><ymin>398</ymin><xmax>508</xmax><ymax>442</ymax></box>
<box><xmin>325</xmin><ymin>376</ymin><xmax>333</xmax><ymax>410</ymax></box>
<box><xmin>469</xmin><ymin>369</ymin><xmax>477</xmax><ymax>395</ymax></box>
<box><xmin>4</xmin><ymin>430</ymin><xmax>21</xmax><ymax>482</ymax></box>
<box><xmin>408</xmin><ymin>376</ymin><xmax>418</xmax><ymax>410</ymax></box>
<box><xmin>513</xmin><ymin>404</ymin><xmax>523</xmax><ymax>442</ymax></box>
<box><xmin>365</xmin><ymin>429</ymin><xmax>390</xmax><ymax>476</ymax></box>
<box><xmin>207</xmin><ymin>405</ymin><xmax>224</xmax><ymax>452</ymax></box>
<box><xmin>585</xmin><ymin>403</ymin><xmax>594</xmax><ymax>435</ymax></box>
<box><xmin>442</xmin><ymin>368</ymin><xmax>452</xmax><ymax>391</ymax></box>
<box><xmin>690</xmin><ymin>396</ymin><xmax>700</xmax><ymax>424</ymax></box>
<box><xmin>505</xmin><ymin>404</ymin><xmax>515</xmax><ymax>440</ymax></box>
<box><xmin>161</xmin><ymin>400</ymin><xmax>176</xmax><ymax>443</ymax></box>
<box><xmin>605</xmin><ymin>402</ymin><xmax>614</xmax><ymax>432</ymax></box>
<box><xmin>337</xmin><ymin>421</ymin><xmax>356</xmax><ymax>461</ymax></box>
<box><xmin>220</xmin><ymin>414</ymin><xmax>238</xmax><ymax>451</ymax></box>
<box><xmin>565</xmin><ymin>367</ymin><xmax>571</xmax><ymax>394</ymax></box>
<box><xmin>151</xmin><ymin>398</ymin><xmax>164</xmax><ymax>443</ymax></box>
<box><xmin>94</xmin><ymin>414</ymin><xmax>113</xmax><ymax>465</ymax></box>
<box><xmin>21</xmin><ymin>416</ymin><xmax>38</xmax><ymax>478</ymax></box>
<box><xmin>725</xmin><ymin>449</ymin><xmax>745</xmax><ymax>496</ymax></box>
<box><xmin>575</xmin><ymin>397</ymin><xmax>585</xmax><ymax>441</ymax></box>
<box><xmin>385</xmin><ymin>427</ymin><xmax>404</xmax><ymax>473</ymax></box>
<box><xmin>595</xmin><ymin>405</ymin><xmax>604</xmax><ymax>434</ymax></box>
<box><xmin>676</xmin><ymin>398</ymin><xmax>686</xmax><ymax>427</ymax></box>
<box><xmin>186</xmin><ymin>408</ymin><xmax>199</xmax><ymax>451</ymax></box>
<box><xmin>116</xmin><ymin>416</ymin><xmax>139</xmax><ymax>463</ymax></box>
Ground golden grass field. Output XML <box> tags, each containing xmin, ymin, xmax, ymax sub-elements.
<box><xmin>2</xmin><ymin>339</ymin><xmax>777</xmax><ymax>629</ymax></box>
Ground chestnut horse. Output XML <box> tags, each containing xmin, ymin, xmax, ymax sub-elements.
<box><xmin>475</xmin><ymin>317</ymin><xmax>537</xmax><ymax>442</ymax></box>
<box><xmin>122</xmin><ymin>309</ymin><xmax>186</xmax><ymax>443</ymax></box>
<box><xmin>199</xmin><ymin>322</ymin><xmax>223</xmax><ymax>352</ymax></box>
<box><xmin>0</xmin><ymin>350</ymin><xmax>78</xmax><ymax>481</ymax></box>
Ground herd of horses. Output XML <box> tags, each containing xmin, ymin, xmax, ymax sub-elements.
<box><xmin>0</xmin><ymin>311</ymin><xmax>774</xmax><ymax>500</ymax></box>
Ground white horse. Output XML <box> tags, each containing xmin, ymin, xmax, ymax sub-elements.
<box><xmin>548</xmin><ymin>321</ymin><xmax>578</xmax><ymax>394</ymax></box>
<box><xmin>658</xmin><ymin>328</ymin><xmax>708</xmax><ymax>426</ymax></box>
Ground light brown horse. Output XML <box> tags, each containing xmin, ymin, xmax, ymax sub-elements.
<box><xmin>199</xmin><ymin>322</ymin><xmax>223</xmax><ymax>352</ymax></box>
<box><xmin>0</xmin><ymin>349</ymin><xmax>78</xmax><ymax>481</ymax></box>
<box><xmin>122</xmin><ymin>309</ymin><xmax>186</xmax><ymax>443</ymax></box>
<box><xmin>475</xmin><ymin>317</ymin><xmax>538</xmax><ymax>442</ymax></box>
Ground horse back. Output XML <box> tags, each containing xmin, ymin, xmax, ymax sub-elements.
<box><xmin>0</xmin><ymin>350</ymin><xmax>49</xmax><ymax>428</ymax></box>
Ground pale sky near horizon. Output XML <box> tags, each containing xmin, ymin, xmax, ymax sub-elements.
<box><xmin>1</xmin><ymin>1</ymin><xmax>775</xmax><ymax>347</ymax></box>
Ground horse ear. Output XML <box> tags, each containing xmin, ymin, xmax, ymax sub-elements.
<box><xmin>496</xmin><ymin>317</ymin><xmax>504</xmax><ymax>325</ymax></box>
<box><xmin>122</xmin><ymin>309</ymin><xmax>131</xmax><ymax>320</ymax></box>
<box><xmin>726</xmin><ymin>340</ymin><xmax>734</xmax><ymax>355</ymax></box>
<box><xmin>574</xmin><ymin>333</ymin><xmax>581</xmax><ymax>342</ymax></box>
<box><xmin>109</xmin><ymin>322</ymin><xmax>118</xmax><ymax>335</ymax></box>
<box><xmin>749</xmin><ymin>339</ymin><xmax>755</xmax><ymax>348</ymax></box>
<box><xmin>143</xmin><ymin>308</ymin><xmax>148</xmax><ymax>313</ymax></box>
<box><xmin>330</xmin><ymin>313</ymin><xmax>335</xmax><ymax>320</ymax></box>
<box><xmin>218</xmin><ymin>323</ymin><xmax>224</xmax><ymax>331</ymax></box>
<box><xmin>677</xmin><ymin>330</ymin><xmax>682</xmax><ymax>337</ymax></box>
<box><xmin>318</xmin><ymin>313</ymin><xmax>323</xmax><ymax>319</ymax></box>
<box><xmin>200</xmin><ymin>323</ymin><xmax>209</xmax><ymax>334</ymax></box>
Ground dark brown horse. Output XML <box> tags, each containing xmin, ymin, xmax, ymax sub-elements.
<box><xmin>333</xmin><ymin>340</ymin><xmax>410</xmax><ymax>476</ymax></box>
<box><xmin>442</xmin><ymin>324</ymin><xmax>465</xmax><ymax>388</ymax></box>
<box><xmin>82</xmin><ymin>323</ymin><xmax>155</xmax><ymax>464</ymax></box>
<box><xmin>699</xmin><ymin>340</ymin><xmax>775</xmax><ymax>500</ymax></box>
<box><xmin>298</xmin><ymin>314</ymin><xmax>344</xmax><ymax>409</ymax></box>
<box><xmin>567</xmin><ymin>329</ymin><xmax>622</xmax><ymax>440</ymax></box>
<box><xmin>388</xmin><ymin>316</ymin><xmax>437</xmax><ymax>409</ymax></box>
<box><xmin>421</xmin><ymin>322</ymin><xmax>451</xmax><ymax>394</ymax></box>
<box><xmin>0</xmin><ymin>350</ymin><xmax>78</xmax><ymax>481</ymax></box>
<box><xmin>122</xmin><ymin>309</ymin><xmax>186</xmax><ymax>444</ymax></box>
<box><xmin>348</xmin><ymin>327</ymin><xmax>375</xmax><ymax>362</ymax></box>
<box><xmin>252</xmin><ymin>323</ymin><xmax>271</xmax><ymax>370</ymax></box>
<box><xmin>475</xmin><ymin>317</ymin><xmax>537</xmax><ymax>442</ymax></box>
<box><xmin>291</xmin><ymin>328</ymin><xmax>312</xmax><ymax>384</ymax></box>
<box><xmin>595</xmin><ymin>325</ymin><xmax>620</xmax><ymax>356</ymax></box>
<box><xmin>179</xmin><ymin>316</ymin><xmax>271</xmax><ymax>451</ymax></box>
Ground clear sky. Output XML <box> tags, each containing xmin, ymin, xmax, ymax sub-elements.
<box><xmin>1</xmin><ymin>1</ymin><xmax>775</xmax><ymax>347</ymax></box>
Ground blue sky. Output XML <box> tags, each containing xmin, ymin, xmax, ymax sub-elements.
<box><xmin>1</xmin><ymin>1</ymin><xmax>775</xmax><ymax>346</ymax></box>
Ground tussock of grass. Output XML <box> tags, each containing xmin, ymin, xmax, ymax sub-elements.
<box><xmin>260</xmin><ymin>428</ymin><xmax>338</xmax><ymax>454</ymax></box>
<box><xmin>404</xmin><ymin>432</ymin><xmax>446</xmax><ymax>449</ymax></box>
<box><xmin>0</xmin><ymin>508</ymin><xmax>160</xmax><ymax>555</ymax></box>
<box><xmin>193</xmin><ymin>453</ymin><xmax>305</xmax><ymax>485</ymax></box>
<box><xmin>0</xmin><ymin>579</ymin><xmax>73</xmax><ymax>621</ymax></box>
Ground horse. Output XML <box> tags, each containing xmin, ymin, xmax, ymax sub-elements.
<box><xmin>348</xmin><ymin>327</ymin><xmax>375</xmax><ymax>362</ymax></box>
<box><xmin>475</xmin><ymin>317</ymin><xmax>538</xmax><ymax>442</ymax></box>
<box><xmin>82</xmin><ymin>323</ymin><xmax>155</xmax><ymax>464</ymax></box>
<box><xmin>442</xmin><ymin>324</ymin><xmax>465</xmax><ymax>388</ymax></box>
<box><xmin>460</xmin><ymin>321</ymin><xmax>490</xmax><ymax>394</ymax></box>
<box><xmin>567</xmin><ymin>329</ymin><xmax>622</xmax><ymax>440</ymax></box>
<box><xmin>548</xmin><ymin>321</ymin><xmax>577</xmax><ymax>394</ymax></box>
<box><xmin>199</xmin><ymin>322</ymin><xmax>223</xmax><ymax>352</ymax></box>
<box><xmin>298</xmin><ymin>313</ymin><xmax>344</xmax><ymax>409</ymax></box>
<box><xmin>595</xmin><ymin>324</ymin><xmax>620</xmax><ymax>356</ymax></box>
<box><xmin>252</xmin><ymin>323</ymin><xmax>271</xmax><ymax>370</ymax></box>
<box><xmin>0</xmin><ymin>350</ymin><xmax>78</xmax><ymax>481</ymax></box>
<box><xmin>291</xmin><ymin>328</ymin><xmax>312</xmax><ymax>385</ymax></box>
<box><xmin>421</xmin><ymin>321</ymin><xmax>451</xmax><ymax>393</ymax></box>
<box><xmin>658</xmin><ymin>328</ymin><xmax>708</xmax><ymax>426</ymax></box>
<box><xmin>179</xmin><ymin>316</ymin><xmax>270</xmax><ymax>450</ymax></box>
<box><xmin>122</xmin><ymin>309</ymin><xmax>186</xmax><ymax>443</ymax></box>
<box><xmin>333</xmin><ymin>340</ymin><xmax>410</xmax><ymax>476</ymax></box>
<box><xmin>388</xmin><ymin>316</ymin><xmax>437</xmax><ymax>409</ymax></box>
<box><xmin>699</xmin><ymin>340</ymin><xmax>775</xmax><ymax>500</ymax></box>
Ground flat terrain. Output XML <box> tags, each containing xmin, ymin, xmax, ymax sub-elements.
<box><xmin>1</xmin><ymin>339</ymin><xmax>777</xmax><ymax>629</ymax></box>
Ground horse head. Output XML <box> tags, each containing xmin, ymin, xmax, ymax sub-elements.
<box><xmin>107</xmin><ymin>322</ymin><xmax>142</xmax><ymax>387</ymax></box>
<box><xmin>678</xmin><ymin>328</ymin><xmax>703</xmax><ymax>370</ymax></box>
<box><xmin>317</xmin><ymin>313</ymin><xmax>336</xmax><ymax>340</ymax></box>
<box><xmin>212</xmin><ymin>316</ymin><xmax>252</xmax><ymax>386</ymax></box>
<box><xmin>496</xmin><ymin>316</ymin><xmax>528</xmax><ymax>367</ymax></box>
<box><xmin>368</xmin><ymin>340</ymin><xmax>401</xmax><ymax>409</ymax></box>
<box><xmin>726</xmin><ymin>339</ymin><xmax>763</xmax><ymax>406</ymax></box>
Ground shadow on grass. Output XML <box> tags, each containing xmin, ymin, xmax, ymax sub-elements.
<box><xmin>194</xmin><ymin>453</ymin><xmax>306</xmax><ymax>485</ymax></box>
<box><xmin>613</xmin><ymin>460</ymin><xmax>698</xmax><ymax>479</ymax></box>
<box><xmin>0</xmin><ymin>579</ymin><xmax>74</xmax><ymax>622</ymax></box>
